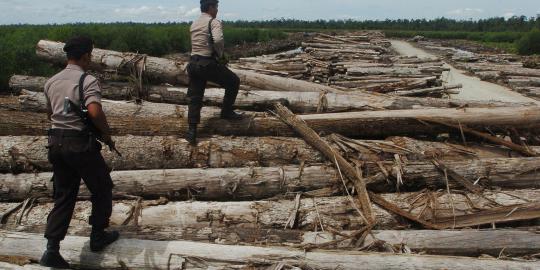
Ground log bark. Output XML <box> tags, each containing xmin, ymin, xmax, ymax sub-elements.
<box><xmin>0</xmin><ymin>135</ymin><xmax>327</xmax><ymax>173</ymax></box>
<box><xmin>390</xmin><ymin>84</ymin><xmax>462</xmax><ymax>97</ymax></box>
<box><xmin>1</xmin><ymin>231</ymin><xmax>538</xmax><ymax>270</ymax></box>
<box><xmin>36</xmin><ymin>40</ymin><xmax>189</xmax><ymax>85</ymax></box>
<box><xmin>7</xmin><ymin>91</ymin><xmax>540</xmax><ymax>138</ymax></box>
<box><xmin>11</xmin><ymin>75</ymin><xmax>517</xmax><ymax>112</ymax></box>
<box><xmin>3</xmin><ymin>134</ymin><xmax>533</xmax><ymax>173</ymax></box>
<box><xmin>2</xmin><ymin>191</ymin><xmax>538</xmax><ymax>231</ymax></box>
<box><xmin>0</xmin><ymin>262</ymin><xmax>47</xmax><ymax>270</ymax></box>
<box><xmin>35</xmin><ymin>40</ymin><xmax>527</xmax><ymax>111</ymax></box>
<box><xmin>0</xmin><ymin>165</ymin><xmax>339</xmax><ymax>201</ymax></box>
<box><xmin>7</xmin><ymin>224</ymin><xmax>540</xmax><ymax>257</ymax></box>
<box><xmin>2</xmin><ymin>157</ymin><xmax>538</xmax><ymax>201</ymax></box>
<box><xmin>10</xmin><ymin>75</ymin><xmax>440</xmax><ymax>113</ymax></box>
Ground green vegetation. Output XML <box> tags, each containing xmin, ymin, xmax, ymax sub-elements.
<box><xmin>383</xmin><ymin>30</ymin><xmax>525</xmax><ymax>43</ymax></box>
<box><xmin>0</xmin><ymin>23</ymin><xmax>286</xmax><ymax>90</ymax></box>
<box><xmin>229</xmin><ymin>16</ymin><xmax>540</xmax><ymax>32</ymax></box>
<box><xmin>516</xmin><ymin>28</ymin><xmax>540</xmax><ymax>55</ymax></box>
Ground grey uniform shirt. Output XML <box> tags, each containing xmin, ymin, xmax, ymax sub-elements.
<box><xmin>44</xmin><ymin>64</ymin><xmax>102</xmax><ymax>130</ymax></box>
<box><xmin>190</xmin><ymin>13</ymin><xmax>224</xmax><ymax>58</ymax></box>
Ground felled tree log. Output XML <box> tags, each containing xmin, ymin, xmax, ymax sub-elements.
<box><xmin>390</xmin><ymin>84</ymin><xmax>462</xmax><ymax>97</ymax></box>
<box><xmin>35</xmin><ymin>40</ymin><xmax>526</xmax><ymax>110</ymax></box>
<box><xmin>36</xmin><ymin>40</ymin><xmax>190</xmax><ymax>85</ymax></box>
<box><xmin>6</xmin><ymin>76</ymin><xmax>493</xmax><ymax>110</ymax></box>
<box><xmin>2</xmin><ymin>134</ymin><xmax>530</xmax><ymax>173</ymax></box>
<box><xmin>347</xmin><ymin>67</ymin><xmax>446</xmax><ymax>76</ymax></box>
<box><xmin>0</xmin><ymin>262</ymin><xmax>47</xmax><ymax>270</ymax></box>
<box><xmin>390</xmin><ymin>157</ymin><xmax>540</xmax><ymax>190</ymax></box>
<box><xmin>2</xmin><ymin>157</ymin><xmax>539</xmax><ymax>201</ymax></box>
<box><xmin>3</xmin><ymin>191</ymin><xmax>539</xmax><ymax>231</ymax></box>
<box><xmin>7</xmin><ymin>224</ymin><xmax>540</xmax><ymax>257</ymax></box>
<box><xmin>7</xmin><ymin>91</ymin><xmax>540</xmax><ymax>138</ymax></box>
<box><xmin>0</xmin><ymin>165</ymin><xmax>339</xmax><ymax>201</ymax></box>
<box><xmin>1</xmin><ymin>232</ymin><xmax>538</xmax><ymax>270</ymax></box>
<box><xmin>11</xmin><ymin>75</ymin><xmax>438</xmax><ymax>113</ymax></box>
<box><xmin>0</xmin><ymin>135</ymin><xmax>326</xmax><ymax>173</ymax></box>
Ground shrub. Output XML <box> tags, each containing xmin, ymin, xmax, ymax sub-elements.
<box><xmin>516</xmin><ymin>28</ymin><xmax>540</xmax><ymax>55</ymax></box>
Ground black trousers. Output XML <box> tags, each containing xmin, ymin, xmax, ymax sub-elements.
<box><xmin>44</xmin><ymin>132</ymin><xmax>113</xmax><ymax>241</ymax></box>
<box><xmin>187</xmin><ymin>57</ymin><xmax>240</xmax><ymax>124</ymax></box>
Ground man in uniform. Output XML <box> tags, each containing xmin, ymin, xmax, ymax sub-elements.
<box><xmin>39</xmin><ymin>36</ymin><xmax>119</xmax><ymax>268</ymax></box>
<box><xmin>186</xmin><ymin>0</ymin><xmax>243</xmax><ymax>145</ymax></box>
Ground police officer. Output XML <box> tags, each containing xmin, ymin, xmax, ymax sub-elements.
<box><xmin>39</xmin><ymin>36</ymin><xmax>119</xmax><ymax>268</ymax></box>
<box><xmin>186</xmin><ymin>0</ymin><xmax>243</xmax><ymax>145</ymax></box>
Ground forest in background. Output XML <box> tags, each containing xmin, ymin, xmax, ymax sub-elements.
<box><xmin>1</xmin><ymin>16</ymin><xmax>539</xmax><ymax>90</ymax></box>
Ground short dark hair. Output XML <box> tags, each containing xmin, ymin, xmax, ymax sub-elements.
<box><xmin>200</xmin><ymin>3</ymin><xmax>216</xmax><ymax>12</ymax></box>
<box><xmin>63</xmin><ymin>36</ymin><xmax>94</xmax><ymax>60</ymax></box>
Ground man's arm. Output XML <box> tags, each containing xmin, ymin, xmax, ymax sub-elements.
<box><xmin>84</xmin><ymin>77</ymin><xmax>112</xmax><ymax>143</ymax></box>
<box><xmin>87</xmin><ymin>102</ymin><xmax>112</xmax><ymax>143</ymax></box>
<box><xmin>210</xmin><ymin>19</ymin><xmax>225</xmax><ymax>57</ymax></box>
<box><xmin>46</xmin><ymin>99</ymin><xmax>52</xmax><ymax>120</ymax></box>
<box><xmin>44</xmin><ymin>83</ymin><xmax>52</xmax><ymax>120</ymax></box>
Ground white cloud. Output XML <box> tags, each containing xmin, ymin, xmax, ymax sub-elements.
<box><xmin>447</xmin><ymin>8</ymin><xmax>484</xmax><ymax>16</ymax></box>
<box><xmin>184</xmin><ymin>8</ymin><xmax>200</xmax><ymax>18</ymax></box>
<box><xmin>111</xmin><ymin>5</ymin><xmax>200</xmax><ymax>22</ymax></box>
<box><xmin>503</xmin><ymin>12</ymin><xmax>516</xmax><ymax>19</ymax></box>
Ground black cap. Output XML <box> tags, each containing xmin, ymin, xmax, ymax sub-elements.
<box><xmin>200</xmin><ymin>0</ymin><xmax>219</xmax><ymax>5</ymax></box>
<box><xmin>63</xmin><ymin>36</ymin><xmax>94</xmax><ymax>56</ymax></box>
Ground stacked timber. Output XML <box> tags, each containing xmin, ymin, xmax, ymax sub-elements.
<box><xmin>1</xmin><ymin>32</ymin><xmax>540</xmax><ymax>269</ymax></box>
<box><xmin>229</xmin><ymin>32</ymin><xmax>453</xmax><ymax>97</ymax></box>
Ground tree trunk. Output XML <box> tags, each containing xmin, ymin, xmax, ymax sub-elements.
<box><xmin>10</xmin><ymin>75</ymin><xmax>455</xmax><ymax>113</ymax></box>
<box><xmin>10</xmin><ymin>75</ymin><xmax>516</xmax><ymax>112</ymax></box>
<box><xmin>2</xmin><ymin>191</ymin><xmax>538</xmax><ymax>231</ymax></box>
<box><xmin>346</xmin><ymin>67</ymin><xmax>447</xmax><ymax>76</ymax></box>
<box><xmin>5</xmin><ymin>224</ymin><xmax>540</xmax><ymax>257</ymax></box>
<box><xmin>35</xmin><ymin>40</ymin><xmax>526</xmax><ymax>111</ymax></box>
<box><xmin>0</xmin><ymin>262</ymin><xmax>49</xmax><ymax>270</ymax></box>
<box><xmin>7</xmin><ymin>92</ymin><xmax>540</xmax><ymax>138</ymax></box>
<box><xmin>0</xmin><ymin>165</ymin><xmax>339</xmax><ymax>201</ymax></box>
<box><xmin>36</xmin><ymin>40</ymin><xmax>190</xmax><ymax>85</ymax></box>
<box><xmin>2</xmin><ymin>134</ymin><xmax>532</xmax><ymax>174</ymax></box>
<box><xmin>376</xmin><ymin>157</ymin><xmax>540</xmax><ymax>190</ymax></box>
<box><xmin>2</xmin><ymin>157</ymin><xmax>538</xmax><ymax>201</ymax></box>
<box><xmin>0</xmin><ymin>135</ymin><xmax>327</xmax><ymax>173</ymax></box>
<box><xmin>390</xmin><ymin>84</ymin><xmax>462</xmax><ymax>97</ymax></box>
<box><xmin>1</xmin><ymin>231</ymin><xmax>538</xmax><ymax>270</ymax></box>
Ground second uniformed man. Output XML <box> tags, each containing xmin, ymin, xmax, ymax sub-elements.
<box><xmin>186</xmin><ymin>0</ymin><xmax>243</xmax><ymax>145</ymax></box>
<box><xmin>39</xmin><ymin>36</ymin><xmax>119</xmax><ymax>268</ymax></box>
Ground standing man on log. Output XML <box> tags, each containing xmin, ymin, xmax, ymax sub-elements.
<box><xmin>39</xmin><ymin>36</ymin><xmax>119</xmax><ymax>268</ymax></box>
<box><xmin>186</xmin><ymin>0</ymin><xmax>243</xmax><ymax>145</ymax></box>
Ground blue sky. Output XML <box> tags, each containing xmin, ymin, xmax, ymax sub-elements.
<box><xmin>0</xmin><ymin>0</ymin><xmax>539</xmax><ymax>24</ymax></box>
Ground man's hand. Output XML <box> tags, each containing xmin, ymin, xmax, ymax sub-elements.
<box><xmin>87</xmin><ymin>102</ymin><xmax>120</xmax><ymax>156</ymax></box>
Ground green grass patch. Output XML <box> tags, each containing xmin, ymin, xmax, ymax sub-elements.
<box><xmin>0</xmin><ymin>23</ymin><xmax>287</xmax><ymax>90</ymax></box>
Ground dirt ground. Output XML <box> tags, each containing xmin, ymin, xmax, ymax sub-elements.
<box><xmin>390</xmin><ymin>40</ymin><xmax>539</xmax><ymax>104</ymax></box>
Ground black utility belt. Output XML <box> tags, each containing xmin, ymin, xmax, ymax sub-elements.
<box><xmin>190</xmin><ymin>55</ymin><xmax>217</xmax><ymax>62</ymax></box>
<box><xmin>48</xmin><ymin>128</ymin><xmax>91</xmax><ymax>137</ymax></box>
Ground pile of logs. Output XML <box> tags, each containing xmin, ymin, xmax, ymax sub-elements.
<box><xmin>417</xmin><ymin>39</ymin><xmax>540</xmax><ymax>101</ymax></box>
<box><xmin>230</xmin><ymin>32</ymin><xmax>453</xmax><ymax>97</ymax></box>
<box><xmin>1</xmin><ymin>32</ymin><xmax>539</xmax><ymax>269</ymax></box>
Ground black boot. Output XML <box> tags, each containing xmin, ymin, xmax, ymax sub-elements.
<box><xmin>39</xmin><ymin>240</ymin><xmax>70</xmax><ymax>269</ymax></box>
<box><xmin>220</xmin><ymin>109</ymin><xmax>244</xmax><ymax>120</ymax></box>
<box><xmin>185</xmin><ymin>124</ymin><xmax>198</xmax><ymax>146</ymax></box>
<box><xmin>90</xmin><ymin>229</ymin><xmax>119</xmax><ymax>252</ymax></box>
